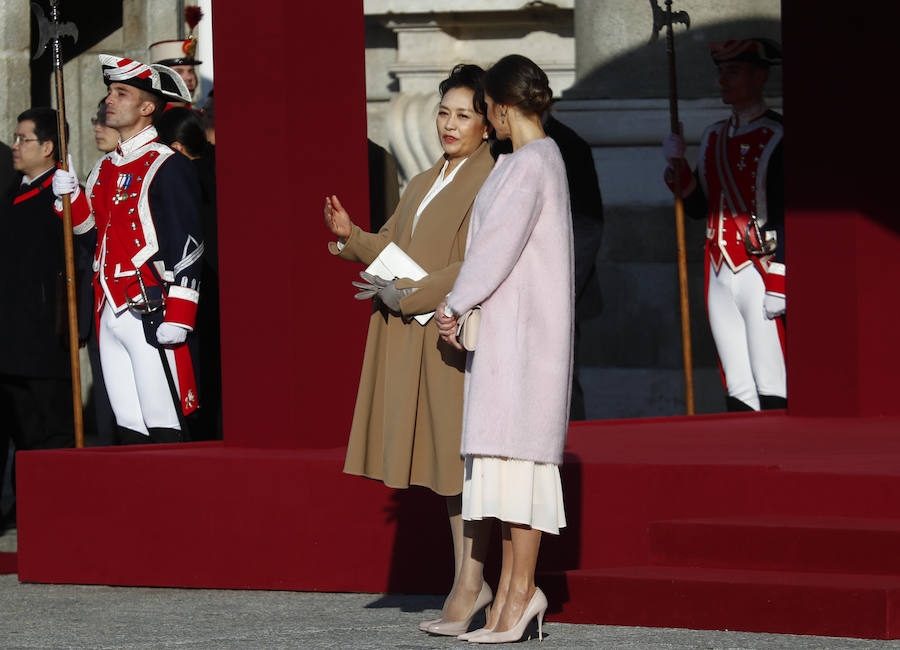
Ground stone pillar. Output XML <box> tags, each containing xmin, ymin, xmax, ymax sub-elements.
<box><xmin>0</xmin><ymin>2</ymin><xmax>31</xmax><ymax>144</ymax></box>
<box><xmin>123</xmin><ymin>0</ymin><xmax>182</xmax><ymax>62</ymax></box>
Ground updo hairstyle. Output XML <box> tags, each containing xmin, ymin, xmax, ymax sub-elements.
<box><xmin>156</xmin><ymin>107</ymin><xmax>208</xmax><ymax>158</ymax></box>
<box><xmin>483</xmin><ymin>54</ymin><xmax>552</xmax><ymax>117</ymax></box>
<box><xmin>438</xmin><ymin>64</ymin><xmax>488</xmax><ymax>123</ymax></box>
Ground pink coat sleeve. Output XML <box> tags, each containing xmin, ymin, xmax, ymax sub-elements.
<box><xmin>447</xmin><ymin>155</ymin><xmax>543</xmax><ymax>315</ymax></box>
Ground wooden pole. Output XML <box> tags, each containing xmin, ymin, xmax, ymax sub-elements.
<box><xmin>664</xmin><ymin>0</ymin><xmax>695</xmax><ymax>415</ymax></box>
<box><xmin>49</xmin><ymin>1</ymin><xmax>85</xmax><ymax>448</ymax></box>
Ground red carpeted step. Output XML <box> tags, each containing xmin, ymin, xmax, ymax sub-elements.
<box><xmin>0</xmin><ymin>552</ymin><xmax>16</xmax><ymax>575</ymax></box>
<box><xmin>649</xmin><ymin>515</ymin><xmax>900</xmax><ymax>575</ymax></box>
<box><xmin>542</xmin><ymin>565</ymin><xmax>900</xmax><ymax>639</ymax></box>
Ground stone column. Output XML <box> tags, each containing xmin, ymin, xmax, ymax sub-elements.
<box><xmin>123</xmin><ymin>0</ymin><xmax>182</xmax><ymax>62</ymax></box>
<box><xmin>0</xmin><ymin>2</ymin><xmax>31</xmax><ymax>144</ymax></box>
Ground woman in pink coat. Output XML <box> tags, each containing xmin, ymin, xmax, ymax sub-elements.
<box><xmin>437</xmin><ymin>54</ymin><xmax>574</xmax><ymax>644</ymax></box>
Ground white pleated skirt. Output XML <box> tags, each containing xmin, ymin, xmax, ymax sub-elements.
<box><xmin>461</xmin><ymin>455</ymin><xmax>567</xmax><ymax>535</ymax></box>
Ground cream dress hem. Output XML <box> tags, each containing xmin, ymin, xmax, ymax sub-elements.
<box><xmin>461</xmin><ymin>455</ymin><xmax>566</xmax><ymax>535</ymax></box>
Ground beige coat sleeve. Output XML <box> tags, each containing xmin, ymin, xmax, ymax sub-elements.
<box><xmin>327</xmin><ymin>215</ymin><xmax>398</xmax><ymax>265</ymax></box>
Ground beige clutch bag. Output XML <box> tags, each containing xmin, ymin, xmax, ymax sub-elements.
<box><xmin>456</xmin><ymin>306</ymin><xmax>481</xmax><ymax>351</ymax></box>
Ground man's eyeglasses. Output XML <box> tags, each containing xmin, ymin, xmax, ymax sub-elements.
<box><xmin>11</xmin><ymin>134</ymin><xmax>40</xmax><ymax>145</ymax></box>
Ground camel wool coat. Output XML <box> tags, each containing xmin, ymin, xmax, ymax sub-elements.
<box><xmin>448</xmin><ymin>138</ymin><xmax>574</xmax><ymax>465</ymax></box>
<box><xmin>330</xmin><ymin>142</ymin><xmax>494</xmax><ymax>495</ymax></box>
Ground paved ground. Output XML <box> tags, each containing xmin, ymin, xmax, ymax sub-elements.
<box><xmin>1</xmin><ymin>530</ymin><xmax>898</xmax><ymax>649</ymax></box>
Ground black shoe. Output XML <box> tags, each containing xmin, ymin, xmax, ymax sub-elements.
<box><xmin>759</xmin><ymin>395</ymin><xmax>787</xmax><ymax>410</ymax></box>
<box><xmin>148</xmin><ymin>428</ymin><xmax>184</xmax><ymax>444</ymax></box>
<box><xmin>726</xmin><ymin>396</ymin><xmax>757</xmax><ymax>412</ymax></box>
<box><xmin>115</xmin><ymin>426</ymin><xmax>152</xmax><ymax>445</ymax></box>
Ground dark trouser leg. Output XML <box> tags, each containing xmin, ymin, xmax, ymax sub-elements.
<box><xmin>0</xmin><ymin>379</ymin><xmax>13</xmax><ymax>523</ymax></box>
<box><xmin>759</xmin><ymin>394</ymin><xmax>787</xmax><ymax>410</ymax></box>
<box><xmin>4</xmin><ymin>376</ymin><xmax>76</xmax><ymax>451</ymax></box>
<box><xmin>29</xmin><ymin>377</ymin><xmax>76</xmax><ymax>450</ymax></box>
<box><xmin>569</xmin><ymin>318</ymin><xmax>586</xmax><ymax>421</ymax></box>
<box><xmin>0</xmin><ymin>376</ymin><xmax>74</xmax><ymax>525</ymax></box>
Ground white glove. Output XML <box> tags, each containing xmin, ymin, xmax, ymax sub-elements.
<box><xmin>763</xmin><ymin>294</ymin><xmax>785</xmax><ymax>320</ymax></box>
<box><xmin>156</xmin><ymin>322</ymin><xmax>189</xmax><ymax>345</ymax></box>
<box><xmin>662</xmin><ymin>132</ymin><xmax>686</xmax><ymax>162</ymax></box>
<box><xmin>52</xmin><ymin>154</ymin><xmax>81</xmax><ymax>208</ymax></box>
<box><xmin>52</xmin><ymin>154</ymin><xmax>79</xmax><ymax>197</ymax></box>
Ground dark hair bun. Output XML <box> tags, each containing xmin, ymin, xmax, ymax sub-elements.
<box><xmin>483</xmin><ymin>54</ymin><xmax>553</xmax><ymax>117</ymax></box>
<box><xmin>439</xmin><ymin>64</ymin><xmax>488</xmax><ymax>119</ymax></box>
<box><xmin>522</xmin><ymin>84</ymin><xmax>552</xmax><ymax>115</ymax></box>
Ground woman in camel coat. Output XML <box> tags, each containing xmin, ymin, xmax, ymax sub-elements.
<box><xmin>324</xmin><ymin>65</ymin><xmax>495</xmax><ymax>632</ymax></box>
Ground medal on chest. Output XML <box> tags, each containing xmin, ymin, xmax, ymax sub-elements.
<box><xmin>736</xmin><ymin>143</ymin><xmax>750</xmax><ymax>171</ymax></box>
<box><xmin>113</xmin><ymin>173</ymin><xmax>133</xmax><ymax>205</ymax></box>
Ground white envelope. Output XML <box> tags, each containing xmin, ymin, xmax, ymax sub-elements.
<box><xmin>365</xmin><ymin>242</ymin><xmax>434</xmax><ymax>325</ymax></box>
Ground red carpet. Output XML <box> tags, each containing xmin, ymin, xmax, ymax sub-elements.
<box><xmin>0</xmin><ymin>552</ymin><xmax>16</xmax><ymax>575</ymax></box>
<box><xmin>16</xmin><ymin>412</ymin><xmax>900</xmax><ymax>639</ymax></box>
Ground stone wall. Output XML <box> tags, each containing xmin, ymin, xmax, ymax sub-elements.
<box><xmin>0</xmin><ymin>3</ymin><xmax>31</xmax><ymax>144</ymax></box>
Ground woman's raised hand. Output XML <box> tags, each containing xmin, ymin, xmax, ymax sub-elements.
<box><xmin>324</xmin><ymin>194</ymin><xmax>353</xmax><ymax>240</ymax></box>
<box><xmin>435</xmin><ymin>300</ymin><xmax>463</xmax><ymax>350</ymax></box>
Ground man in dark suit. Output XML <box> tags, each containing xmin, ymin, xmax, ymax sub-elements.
<box><xmin>0</xmin><ymin>141</ymin><xmax>14</xmax><ymax>200</ymax></box>
<box><xmin>0</xmin><ymin>108</ymin><xmax>77</xmax><ymax>527</ymax></box>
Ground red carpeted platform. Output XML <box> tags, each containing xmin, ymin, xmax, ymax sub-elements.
<box><xmin>538</xmin><ymin>415</ymin><xmax>900</xmax><ymax>639</ymax></box>
<box><xmin>0</xmin><ymin>552</ymin><xmax>16</xmax><ymax>575</ymax></box>
<box><xmin>17</xmin><ymin>413</ymin><xmax>900</xmax><ymax>638</ymax></box>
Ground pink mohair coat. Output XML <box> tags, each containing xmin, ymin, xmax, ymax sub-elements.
<box><xmin>447</xmin><ymin>137</ymin><xmax>574</xmax><ymax>465</ymax></box>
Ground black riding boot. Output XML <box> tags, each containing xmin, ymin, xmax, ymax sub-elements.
<box><xmin>759</xmin><ymin>394</ymin><xmax>787</xmax><ymax>410</ymax></box>
<box><xmin>726</xmin><ymin>396</ymin><xmax>756</xmax><ymax>412</ymax></box>
<box><xmin>148</xmin><ymin>428</ymin><xmax>184</xmax><ymax>444</ymax></box>
<box><xmin>115</xmin><ymin>426</ymin><xmax>151</xmax><ymax>445</ymax></box>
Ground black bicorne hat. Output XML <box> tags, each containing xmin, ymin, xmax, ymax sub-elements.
<box><xmin>99</xmin><ymin>54</ymin><xmax>192</xmax><ymax>104</ymax></box>
<box><xmin>710</xmin><ymin>39</ymin><xmax>783</xmax><ymax>67</ymax></box>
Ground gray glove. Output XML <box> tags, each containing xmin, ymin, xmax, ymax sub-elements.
<box><xmin>351</xmin><ymin>271</ymin><xmax>416</xmax><ymax>313</ymax></box>
<box><xmin>352</xmin><ymin>271</ymin><xmax>388</xmax><ymax>300</ymax></box>
<box><xmin>378</xmin><ymin>279</ymin><xmax>416</xmax><ymax>313</ymax></box>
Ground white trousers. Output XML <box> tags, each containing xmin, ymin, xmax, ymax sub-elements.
<box><xmin>707</xmin><ymin>263</ymin><xmax>786</xmax><ymax>410</ymax></box>
<box><xmin>99</xmin><ymin>302</ymin><xmax>180</xmax><ymax>434</ymax></box>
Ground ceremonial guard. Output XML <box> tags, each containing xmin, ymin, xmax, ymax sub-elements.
<box><xmin>53</xmin><ymin>54</ymin><xmax>203</xmax><ymax>443</ymax></box>
<box><xmin>663</xmin><ymin>39</ymin><xmax>786</xmax><ymax>412</ymax></box>
<box><xmin>149</xmin><ymin>6</ymin><xmax>204</xmax><ymax>105</ymax></box>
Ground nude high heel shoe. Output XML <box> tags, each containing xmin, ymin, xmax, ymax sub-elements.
<box><xmin>426</xmin><ymin>581</ymin><xmax>493</xmax><ymax>636</ymax></box>
<box><xmin>418</xmin><ymin>617</ymin><xmax>442</xmax><ymax>632</ymax></box>
<box><xmin>458</xmin><ymin>626</ymin><xmax>494</xmax><ymax>641</ymax></box>
<box><xmin>467</xmin><ymin>587</ymin><xmax>548</xmax><ymax>644</ymax></box>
